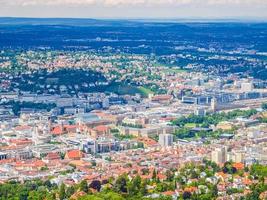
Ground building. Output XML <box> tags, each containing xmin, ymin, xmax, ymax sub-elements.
<box><xmin>120</xmin><ymin>125</ymin><xmax>175</xmax><ymax>138</ymax></box>
<box><xmin>194</xmin><ymin>108</ymin><xmax>206</xmax><ymax>116</ymax></box>
<box><xmin>65</xmin><ymin>150</ymin><xmax>84</xmax><ymax>160</ymax></box>
<box><xmin>241</xmin><ymin>82</ymin><xmax>254</xmax><ymax>92</ymax></box>
<box><xmin>182</xmin><ymin>96</ymin><xmax>197</xmax><ymax>104</ymax></box>
<box><xmin>211</xmin><ymin>147</ymin><xmax>227</xmax><ymax>164</ymax></box>
<box><xmin>82</xmin><ymin>137</ymin><xmax>120</xmax><ymax>154</ymax></box>
<box><xmin>159</xmin><ymin>134</ymin><xmax>174</xmax><ymax>147</ymax></box>
<box><xmin>151</xmin><ymin>95</ymin><xmax>173</xmax><ymax>104</ymax></box>
<box><xmin>0</xmin><ymin>152</ymin><xmax>8</xmax><ymax>160</ymax></box>
<box><xmin>210</xmin><ymin>98</ymin><xmax>217</xmax><ymax>113</ymax></box>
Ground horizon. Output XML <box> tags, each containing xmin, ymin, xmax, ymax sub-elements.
<box><xmin>1</xmin><ymin>16</ymin><xmax>267</xmax><ymax>23</ymax></box>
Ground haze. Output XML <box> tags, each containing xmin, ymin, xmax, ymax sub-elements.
<box><xmin>0</xmin><ymin>0</ymin><xmax>267</xmax><ymax>19</ymax></box>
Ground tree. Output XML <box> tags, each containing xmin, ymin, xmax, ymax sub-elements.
<box><xmin>91</xmin><ymin>161</ymin><xmax>97</xmax><ymax>167</ymax></box>
<box><xmin>59</xmin><ymin>152</ymin><xmax>65</xmax><ymax>160</ymax></box>
<box><xmin>66</xmin><ymin>186</ymin><xmax>75</xmax><ymax>198</ymax></box>
<box><xmin>127</xmin><ymin>175</ymin><xmax>141</xmax><ymax>196</ymax></box>
<box><xmin>183</xmin><ymin>191</ymin><xmax>192</xmax><ymax>199</ymax></box>
<box><xmin>100</xmin><ymin>191</ymin><xmax>125</xmax><ymax>200</ymax></box>
<box><xmin>80</xmin><ymin>180</ymin><xmax>89</xmax><ymax>193</ymax></box>
<box><xmin>141</xmin><ymin>168</ymin><xmax>149</xmax><ymax>175</ymax></box>
<box><xmin>262</xmin><ymin>103</ymin><xmax>267</xmax><ymax>110</ymax></box>
<box><xmin>89</xmin><ymin>180</ymin><xmax>102</xmax><ymax>192</ymax></box>
<box><xmin>132</xmin><ymin>175</ymin><xmax>141</xmax><ymax>189</ymax></box>
<box><xmin>44</xmin><ymin>180</ymin><xmax>52</xmax><ymax>189</ymax></box>
<box><xmin>114</xmin><ymin>174</ymin><xmax>128</xmax><ymax>193</ymax></box>
<box><xmin>46</xmin><ymin>192</ymin><xmax>56</xmax><ymax>200</ymax></box>
<box><xmin>152</xmin><ymin>169</ymin><xmax>157</xmax><ymax>181</ymax></box>
<box><xmin>166</xmin><ymin>170</ymin><xmax>174</xmax><ymax>182</ymax></box>
<box><xmin>59</xmin><ymin>183</ymin><xmax>66</xmax><ymax>200</ymax></box>
<box><xmin>140</xmin><ymin>179</ymin><xmax>148</xmax><ymax>196</ymax></box>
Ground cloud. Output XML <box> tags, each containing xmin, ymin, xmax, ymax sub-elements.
<box><xmin>1</xmin><ymin>0</ymin><xmax>267</xmax><ymax>7</ymax></box>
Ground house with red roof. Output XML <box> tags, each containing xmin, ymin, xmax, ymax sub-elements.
<box><xmin>162</xmin><ymin>190</ymin><xmax>179</xmax><ymax>199</ymax></box>
<box><xmin>91</xmin><ymin>125</ymin><xmax>110</xmax><ymax>137</ymax></box>
<box><xmin>151</xmin><ymin>95</ymin><xmax>173</xmax><ymax>103</ymax></box>
<box><xmin>43</xmin><ymin>152</ymin><xmax>61</xmax><ymax>163</ymax></box>
<box><xmin>65</xmin><ymin>150</ymin><xmax>84</xmax><ymax>160</ymax></box>
<box><xmin>233</xmin><ymin>162</ymin><xmax>245</xmax><ymax>171</ymax></box>
<box><xmin>51</xmin><ymin>126</ymin><xmax>64</xmax><ymax>136</ymax></box>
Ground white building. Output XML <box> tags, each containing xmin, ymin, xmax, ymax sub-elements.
<box><xmin>211</xmin><ymin>146</ymin><xmax>227</xmax><ymax>164</ymax></box>
<box><xmin>159</xmin><ymin>134</ymin><xmax>174</xmax><ymax>147</ymax></box>
<box><xmin>241</xmin><ymin>82</ymin><xmax>254</xmax><ymax>92</ymax></box>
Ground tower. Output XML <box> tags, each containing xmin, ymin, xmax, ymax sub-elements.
<box><xmin>211</xmin><ymin>146</ymin><xmax>227</xmax><ymax>164</ymax></box>
<box><xmin>211</xmin><ymin>98</ymin><xmax>217</xmax><ymax>113</ymax></box>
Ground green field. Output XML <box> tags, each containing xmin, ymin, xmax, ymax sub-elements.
<box><xmin>106</xmin><ymin>83</ymin><xmax>153</xmax><ymax>97</ymax></box>
<box><xmin>163</xmin><ymin>68</ymin><xmax>187</xmax><ymax>73</ymax></box>
<box><xmin>184</xmin><ymin>123</ymin><xmax>197</xmax><ymax>128</ymax></box>
<box><xmin>138</xmin><ymin>86</ymin><xmax>154</xmax><ymax>97</ymax></box>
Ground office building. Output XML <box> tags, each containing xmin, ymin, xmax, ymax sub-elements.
<box><xmin>159</xmin><ymin>134</ymin><xmax>174</xmax><ymax>147</ymax></box>
<box><xmin>211</xmin><ymin>147</ymin><xmax>227</xmax><ymax>164</ymax></box>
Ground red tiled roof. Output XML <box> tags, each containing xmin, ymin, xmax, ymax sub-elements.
<box><xmin>64</xmin><ymin>125</ymin><xmax>77</xmax><ymax>129</ymax></box>
<box><xmin>65</xmin><ymin>150</ymin><xmax>83</xmax><ymax>160</ymax></box>
<box><xmin>157</xmin><ymin>173</ymin><xmax>167</xmax><ymax>180</ymax></box>
<box><xmin>9</xmin><ymin>139</ymin><xmax>33</xmax><ymax>146</ymax></box>
<box><xmin>184</xmin><ymin>186</ymin><xmax>197</xmax><ymax>193</ymax></box>
<box><xmin>162</xmin><ymin>191</ymin><xmax>176</xmax><ymax>196</ymax></box>
<box><xmin>14</xmin><ymin>125</ymin><xmax>32</xmax><ymax>131</ymax></box>
<box><xmin>136</xmin><ymin>137</ymin><xmax>157</xmax><ymax>146</ymax></box>
<box><xmin>45</xmin><ymin>152</ymin><xmax>60</xmax><ymax>160</ymax></box>
<box><xmin>52</xmin><ymin>126</ymin><xmax>63</xmax><ymax>135</ymax></box>
<box><xmin>243</xmin><ymin>178</ymin><xmax>253</xmax><ymax>185</ymax></box>
<box><xmin>33</xmin><ymin>160</ymin><xmax>46</xmax><ymax>168</ymax></box>
<box><xmin>94</xmin><ymin>125</ymin><xmax>109</xmax><ymax>132</ymax></box>
<box><xmin>152</xmin><ymin>95</ymin><xmax>172</xmax><ymax>101</ymax></box>
<box><xmin>216</xmin><ymin>172</ymin><xmax>227</xmax><ymax>179</ymax></box>
<box><xmin>233</xmin><ymin>163</ymin><xmax>245</xmax><ymax>170</ymax></box>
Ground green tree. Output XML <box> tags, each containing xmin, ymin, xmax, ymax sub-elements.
<box><xmin>80</xmin><ymin>180</ymin><xmax>89</xmax><ymax>193</ymax></box>
<box><xmin>114</xmin><ymin>174</ymin><xmax>128</xmax><ymax>193</ymax></box>
<box><xmin>89</xmin><ymin>180</ymin><xmax>102</xmax><ymax>192</ymax></box>
<box><xmin>262</xmin><ymin>103</ymin><xmax>267</xmax><ymax>110</ymax></box>
<box><xmin>140</xmin><ymin>179</ymin><xmax>148</xmax><ymax>196</ymax></box>
<box><xmin>166</xmin><ymin>170</ymin><xmax>174</xmax><ymax>182</ymax></box>
<box><xmin>59</xmin><ymin>183</ymin><xmax>66</xmax><ymax>200</ymax></box>
<box><xmin>152</xmin><ymin>169</ymin><xmax>157</xmax><ymax>181</ymax></box>
<box><xmin>127</xmin><ymin>175</ymin><xmax>141</xmax><ymax>196</ymax></box>
<box><xmin>66</xmin><ymin>185</ymin><xmax>75</xmax><ymax>198</ymax></box>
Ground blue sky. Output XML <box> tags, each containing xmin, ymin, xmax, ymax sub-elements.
<box><xmin>0</xmin><ymin>0</ymin><xmax>267</xmax><ymax>19</ymax></box>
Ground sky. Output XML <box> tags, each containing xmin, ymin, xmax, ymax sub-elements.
<box><xmin>0</xmin><ymin>0</ymin><xmax>267</xmax><ymax>19</ymax></box>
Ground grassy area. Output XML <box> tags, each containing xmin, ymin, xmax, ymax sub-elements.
<box><xmin>106</xmin><ymin>84</ymin><xmax>139</xmax><ymax>95</ymax></box>
<box><xmin>138</xmin><ymin>86</ymin><xmax>154</xmax><ymax>97</ymax></box>
<box><xmin>163</xmin><ymin>68</ymin><xmax>187</xmax><ymax>73</ymax></box>
<box><xmin>184</xmin><ymin>123</ymin><xmax>197</xmax><ymax>128</ymax></box>
<box><xmin>106</xmin><ymin>83</ymin><xmax>153</xmax><ymax>97</ymax></box>
<box><xmin>113</xmin><ymin>133</ymin><xmax>136</xmax><ymax>141</ymax></box>
<box><xmin>154</xmin><ymin>62</ymin><xmax>187</xmax><ymax>73</ymax></box>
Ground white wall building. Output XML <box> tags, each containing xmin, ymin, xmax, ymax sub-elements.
<box><xmin>159</xmin><ymin>133</ymin><xmax>174</xmax><ymax>147</ymax></box>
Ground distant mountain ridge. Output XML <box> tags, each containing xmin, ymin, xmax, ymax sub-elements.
<box><xmin>0</xmin><ymin>17</ymin><xmax>266</xmax><ymax>26</ymax></box>
<box><xmin>0</xmin><ymin>17</ymin><xmax>131</xmax><ymax>26</ymax></box>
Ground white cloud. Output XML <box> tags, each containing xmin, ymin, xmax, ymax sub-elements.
<box><xmin>1</xmin><ymin>0</ymin><xmax>267</xmax><ymax>6</ymax></box>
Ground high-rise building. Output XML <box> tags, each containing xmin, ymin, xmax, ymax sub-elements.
<box><xmin>211</xmin><ymin>147</ymin><xmax>227</xmax><ymax>164</ymax></box>
<box><xmin>159</xmin><ymin>134</ymin><xmax>174</xmax><ymax>147</ymax></box>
